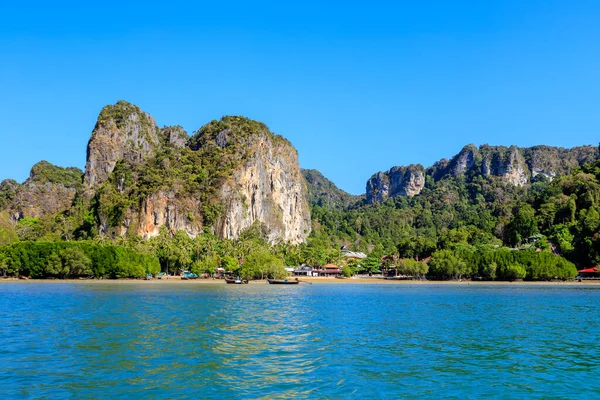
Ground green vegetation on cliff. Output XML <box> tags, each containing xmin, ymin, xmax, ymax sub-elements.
<box><xmin>0</xmin><ymin>180</ymin><xmax>19</xmax><ymax>210</ymax></box>
<box><xmin>96</xmin><ymin>100</ymin><xmax>155</xmax><ymax>132</ymax></box>
<box><xmin>302</xmin><ymin>169</ymin><xmax>362</xmax><ymax>209</ymax></box>
<box><xmin>29</xmin><ymin>161</ymin><xmax>82</xmax><ymax>188</ymax></box>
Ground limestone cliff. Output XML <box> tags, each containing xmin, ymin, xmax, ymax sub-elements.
<box><xmin>523</xmin><ymin>145</ymin><xmax>599</xmax><ymax>180</ymax></box>
<box><xmin>366</xmin><ymin>144</ymin><xmax>598</xmax><ymax>204</ymax></box>
<box><xmin>480</xmin><ymin>145</ymin><xmax>529</xmax><ymax>186</ymax></box>
<box><xmin>6</xmin><ymin>161</ymin><xmax>82</xmax><ymax>220</ymax></box>
<box><xmin>84</xmin><ymin>101</ymin><xmax>159</xmax><ymax>188</ymax></box>
<box><xmin>134</xmin><ymin>190</ymin><xmax>203</xmax><ymax>239</ymax></box>
<box><xmin>83</xmin><ymin>107</ymin><xmax>310</xmax><ymax>244</ymax></box>
<box><xmin>366</xmin><ymin>164</ymin><xmax>425</xmax><ymax>204</ymax></box>
<box><xmin>159</xmin><ymin>125</ymin><xmax>188</xmax><ymax>149</ymax></box>
<box><xmin>447</xmin><ymin>144</ymin><xmax>478</xmax><ymax>176</ymax></box>
<box><xmin>442</xmin><ymin>144</ymin><xmax>598</xmax><ymax>184</ymax></box>
<box><xmin>190</xmin><ymin>117</ymin><xmax>311</xmax><ymax>244</ymax></box>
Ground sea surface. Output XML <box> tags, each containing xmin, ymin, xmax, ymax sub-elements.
<box><xmin>1</xmin><ymin>282</ymin><xmax>599</xmax><ymax>399</ymax></box>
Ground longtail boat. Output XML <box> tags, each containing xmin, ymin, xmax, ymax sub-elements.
<box><xmin>267</xmin><ymin>278</ymin><xmax>300</xmax><ymax>285</ymax></box>
<box><xmin>225</xmin><ymin>278</ymin><xmax>248</xmax><ymax>284</ymax></box>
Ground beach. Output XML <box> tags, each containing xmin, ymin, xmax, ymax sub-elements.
<box><xmin>1</xmin><ymin>276</ymin><xmax>596</xmax><ymax>285</ymax></box>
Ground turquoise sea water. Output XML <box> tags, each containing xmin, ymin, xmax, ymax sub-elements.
<box><xmin>1</xmin><ymin>282</ymin><xmax>599</xmax><ymax>399</ymax></box>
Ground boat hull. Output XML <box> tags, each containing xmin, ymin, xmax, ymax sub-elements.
<box><xmin>267</xmin><ymin>279</ymin><xmax>300</xmax><ymax>285</ymax></box>
<box><xmin>225</xmin><ymin>279</ymin><xmax>248</xmax><ymax>284</ymax></box>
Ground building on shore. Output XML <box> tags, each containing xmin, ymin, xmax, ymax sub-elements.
<box><xmin>313</xmin><ymin>264</ymin><xmax>342</xmax><ymax>277</ymax></box>
<box><xmin>292</xmin><ymin>266</ymin><xmax>315</xmax><ymax>276</ymax></box>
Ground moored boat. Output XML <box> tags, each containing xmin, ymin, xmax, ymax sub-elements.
<box><xmin>181</xmin><ymin>271</ymin><xmax>199</xmax><ymax>280</ymax></box>
<box><xmin>267</xmin><ymin>278</ymin><xmax>300</xmax><ymax>285</ymax></box>
<box><xmin>225</xmin><ymin>278</ymin><xmax>249</xmax><ymax>284</ymax></box>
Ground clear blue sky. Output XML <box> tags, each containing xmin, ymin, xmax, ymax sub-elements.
<box><xmin>1</xmin><ymin>1</ymin><xmax>599</xmax><ymax>194</ymax></box>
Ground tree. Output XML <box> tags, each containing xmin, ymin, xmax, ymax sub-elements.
<box><xmin>550</xmin><ymin>224</ymin><xmax>574</xmax><ymax>253</ymax></box>
<box><xmin>341</xmin><ymin>265</ymin><xmax>352</xmax><ymax>278</ymax></box>
<box><xmin>500</xmin><ymin>263</ymin><xmax>526</xmax><ymax>281</ymax></box>
<box><xmin>45</xmin><ymin>253</ymin><xmax>65</xmax><ymax>277</ymax></box>
<box><xmin>396</xmin><ymin>259</ymin><xmax>428</xmax><ymax>278</ymax></box>
<box><xmin>15</xmin><ymin>217</ymin><xmax>47</xmax><ymax>241</ymax></box>
<box><xmin>506</xmin><ymin>204</ymin><xmax>538</xmax><ymax>246</ymax></box>
<box><xmin>0</xmin><ymin>212</ymin><xmax>18</xmax><ymax>246</ymax></box>
<box><xmin>396</xmin><ymin>236</ymin><xmax>436</xmax><ymax>260</ymax></box>
<box><xmin>429</xmin><ymin>250</ymin><xmax>469</xmax><ymax>280</ymax></box>
<box><xmin>360</xmin><ymin>256</ymin><xmax>382</xmax><ymax>275</ymax></box>
<box><xmin>0</xmin><ymin>249</ymin><xmax>9</xmax><ymax>277</ymax></box>
<box><xmin>241</xmin><ymin>249</ymin><xmax>286</xmax><ymax>279</ymax></box>
<box><xmin>221</xmin><ymin>255</ymin><xmax>240</xmax><ymax>274</ymax></box>
<box><xmin>60</xmin><ymin>247</ymin><xmax>92</xmax><ymax>278</ymax></box>
<box><xmin>482</xmin><ymin>262</ymin><xmax>497</xmax><ymax>280</ymax></box>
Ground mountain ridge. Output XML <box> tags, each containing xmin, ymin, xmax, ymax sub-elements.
<box><xmin>366</xmin><ymin>143</ymin><xmax>599</xmax><ymax>204</ymax></box>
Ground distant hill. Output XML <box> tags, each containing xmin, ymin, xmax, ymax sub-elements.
<box><xmin>366</xmin><ymin>144</ymin><xmax>599</xmax><ymax>204</ymax></box>
<box><xmin>301</xmin><ymin>169</ymin><xmax>363</xmax><ymax>209</ymax></box>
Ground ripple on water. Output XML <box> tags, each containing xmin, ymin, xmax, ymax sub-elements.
<box><xmin>2</xmin><ymin>283</ymin><xmax>600</xmax><ymax>398</ymax></box>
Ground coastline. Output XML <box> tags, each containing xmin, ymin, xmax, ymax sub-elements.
<box><xmin>0</xmin><ymin>277</ymin><xmax>597</xmax><ymax>285</ymax></box>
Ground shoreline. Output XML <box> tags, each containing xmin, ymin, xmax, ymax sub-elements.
<box><xmin>0</xmin><ymin>277</ymin><xmax>597</xmax><ymax>285</ymax></box>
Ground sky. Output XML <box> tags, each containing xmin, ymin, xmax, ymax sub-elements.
<box><xmin>1</xmin><ymin>1</ymin><xmax>599</xmax><ymax>195</ymax></box>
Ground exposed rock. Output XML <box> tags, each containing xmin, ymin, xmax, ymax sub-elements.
<box><xmin>84</xmin><ymin>101</ymin><xmax>159</xmax><ymax>188</ymax></box>
<box><xmin>447</xmin><ymin>144</ymin><xmax>478</xmax><ymax>176</ymax></box>
<box><xmin>134</xmin><ymin>190</ymin><xmax>202</xmax><ymax>239</ymax></box>
<box><xmin>368</xmin><ymin>144</ymin><xmax>598</xmax><ymax>203</ymax></box>
<box><xmin>481</xmin><ymin>146</ymin><xmax>529</xmax><ymax>186</ymax></box>
<box><xmin>214</xmin><ymin>131</ymin><xmax>311</xmax><ymax>244</ymax></box>
<box><xmin>215</xmin><ymin>128</ymin><xmax>231</xmax><ymax>148</ymax></box>
<box><xmin>439</xmin><ymin>144</ymin><xmax>598</xmax><ymax>184</ymax></box>
<box><xmin>88</xmin><ymin>114</ymin><xmax>311</xmax><ymax>244</ymax></box>
<box><xmin>367</xmin><ymin>164</ymin><xmax>425</xmax><ymax>204</ymax></box>
<box><xmin>160</xmin><ymin>125</ymin><xmax>188</xmax><ymax>149</ymax></box>
<box><xmin>185</xmin><ymin>116</ymin><xmax>310</xmax><ymax>243</ymax></box>
<box><xmin>8</xmin><ymin>161</ymin><xmax>82</xmax><ymax>220</ymax></box>
<box><xmin>302</xmin><ymin>169</ymin><xmax>363</xmax><ymax>209</ymax></box>
<box><xmin>524</xmin><ymin>145</ymin><xmax>599</xmax><ymax>181</ymax></box>
<box><xmin>366</xmin><ymin>172</ymin><xmax>389</xmax><ymax>204</ymax></box>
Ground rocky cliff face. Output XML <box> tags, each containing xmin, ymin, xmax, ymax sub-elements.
<box><xmin>133</xmin><ymin>190</ymin><xmax>202</xmax><ymax>239</ymax></box>
<box><xmin>84</xmin><ymin>101</ymin><xmax>159</xmax><ymax>188</ymax></box>
<box><xmin>159</xmin><ymin>125</ymin><xmax>188</xmax><ymax>149</ymax></box>
<box><xmin>366</xmin><ymin>164</ymin><xmax>425</xmax><ymax>204</ymax></box>
<box><xmin>480</xmin><ymin>145</ymin><xmax>529</xmax><ymax>186</ymax></box>
<box><xmin>446</xmin><ymin>144</ymin><xmax>598</xmax><ymax>184</ymax></box>
<box><xmin>82</xmin><ymin>106</ymin><xmax>310</xmax><ymax>244</ymax></box>
<box><xmin>447</xmin><ymin>144</ymin><xmax>478</xmax><ymax>176</ymax></box>
<box><xmin>186</xmin><ymin>117</ymin><xmax>310</xmax><ymax>244</ymax></box>
<box><xmin>6</xmin><ymin>161</ymin><xmax>82</xmax><ymax>220</ymax></box>
<box><xmin>215</xmin><ymin>132</ymin><xmax>310</xmax><ymax>244</ymax></box>
<box><xmin>366</xmin><ymin>144</ymin><xmax>598</xmax><ymax>204</ymax></box>
<box><xmin>523</xmin><ymin>145</ymin><xmax>599</xmax><ymax>180</ymax></box>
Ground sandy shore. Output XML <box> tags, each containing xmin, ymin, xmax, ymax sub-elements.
<box><xmin>1</xmin><ymin>277</ymin><xmax>597</xmax><ymax>285</ymax></box>
<box><xmin>283</xmin><ymin>277</ymin><xmax>599</xmax><ymax>285</ymax></box>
